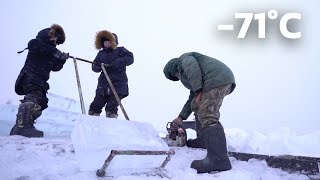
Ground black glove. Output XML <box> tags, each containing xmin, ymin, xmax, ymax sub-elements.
<box><xmin>92</xmin><ymin>61</ymin><xmax>102</xmax><ymax>72</ymax></box>
<box><xmin>92</xmin><ymin>61</ymin><xmax>111</xmax><ymax>67</ymax></box>
<box><xmin>60</xmin><ymin>52</ymin><xmax>69</xmax><ymax>60</ymax></box>
<box><xmin>93</xmin><ymin>61</ymin><xmax>101</xmax><ymax>67</ymax></box>
<box><xmin>54</xmin><ymin>49</ymin><xmax>69</xmax><ymax>60</ymax></box>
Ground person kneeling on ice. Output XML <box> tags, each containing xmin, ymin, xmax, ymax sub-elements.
<box><xmin>163</xmin><ymin>52</ymin><xmax>236</xmax><ymax>173</ymax></box>
<box><xmin>88</xmin><ymin>30</ymin><xmax>134</xmax><ymax>118</ymax></box>
<box><xmin>10</xmin><ymin>24</ymin><xmax>69</xmax><ymax>138</ymax></box>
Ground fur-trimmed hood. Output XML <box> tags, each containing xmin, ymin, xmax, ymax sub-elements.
<box><xmin>49</xmin><ymin>24</ymin><xmax>65</xmax><ymax>44</ymax></box>
<box><xmin>95</xmin><ymin>30</ymin><xmax>118</xmax><ymax>50</ymax></box>
<box><xmin>36</xmin><ymin>24</ymin><xmax>65</xmax><ymax>45</ymax></box>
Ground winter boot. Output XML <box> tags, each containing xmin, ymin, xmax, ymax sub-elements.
<box><xmin>187</xmin><ymin>114</ymin><xmax>206</xmax><ymax>149</ymax></box>
<box><xmin>106</xmin><ymin>112</ymin><xmax>118</xmax><ymax>119</ymax></box>
<box><xmin>190</xmin><ymin>122</ymin><xmax>232</xmax><ymax>173</ymax></box>
<box><xmin>186</xmin><ymin>134</ymin><xmax>206</xmax><ymax>149</ymax></box>
<box><xmin>88</xmin><ymin>110</ymin><xmax>100</xmax><ymax>116</ymax></box>
<box><xmin>10</xmin><ymin>102</ymin><xmax>44</xmax><ymax>138</ymax></box>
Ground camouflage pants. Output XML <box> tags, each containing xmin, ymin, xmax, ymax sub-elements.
<box><xmin>191</xmin><ymin>84</ymin><xmax>233</xmax><ymax>129</ymax></box>
<box><xmin>21</xmin><ymin>84</ymin><xmax>48</xmax><ymax>111</ymax></box>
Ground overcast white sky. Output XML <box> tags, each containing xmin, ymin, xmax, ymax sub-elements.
<box><xmin>1</xmin><ymin>0</ymin><xmax>319</xmax><ymax>134</ymax></box>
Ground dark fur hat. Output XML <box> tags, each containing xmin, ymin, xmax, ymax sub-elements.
<box><xmin>49</xmin><ymin>24</ymin><xmax>65</xmax><ymax>44</ymax></box>
<box><xmin>95</xmin><ymin>30</ymin><xmax>117</xmax><ymax>50</ymax></box>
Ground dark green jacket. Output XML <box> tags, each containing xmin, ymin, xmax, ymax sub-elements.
<box><xmin>163</xmin><ymin>52</ymin><xmax>236</xmax><ymax>119</ymax></box>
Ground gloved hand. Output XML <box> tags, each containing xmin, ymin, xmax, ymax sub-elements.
<box><xmin>53</xmin><ymin>49</ymin><xmax>63</xmax><ymax>59</ymax></box>
<box><xmin>54</xmin><ymin>49</ymin><xmax>69</xmax><ymax>60</ymax></box>
<box><xmin>171</xmin><ymin>116</ymin><xmax>183</xmax><ymax>128</ymax></box>
<box><xmin>93</xmin><ymin>60</ymin><xmax>101</xmax><ymax>67</ymax></box>
<box><xmin>92</xmin><ymin>60</ymin><xmax>102</xmax><ymax>73</ymax></box>
<box><xmin>93</xmin><ymin>61</ymin><xmax>110</xmax><ymax>68</ymax></box>
<box><xmin>60</xmin><ymin>52</ymin><xmax>69</xmax><ymax>60</ymax></box>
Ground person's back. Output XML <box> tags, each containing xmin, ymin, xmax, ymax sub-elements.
<box><xmin>187</xmin><ymin>52</ymin><xmax>235</xmax><ymax>90</ymax></box>
<box><xmin>163</xmin><ymin>52</ymin><xmax>235</xmax><ymax>173</ymax></box>
<box><xmin>171</xmin><ymin>52</ymin><xmax>235</xmax><ymax>94</ymax></box>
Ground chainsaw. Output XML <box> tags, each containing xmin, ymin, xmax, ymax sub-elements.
<box><xmin>163</xmin><ymin>122</ymin><xmax>187</xmax><ymax>147</ymax></box>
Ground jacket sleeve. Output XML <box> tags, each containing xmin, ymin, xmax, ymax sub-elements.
<box><xmin>110</xmin><ymin>48</ymin><xmax>134</xmax><ymax>68</ymax></box>
<box><xmin>51</xmin><ymin>57</ymin><xmax>67</xmax><ymax>71</ymax></box>
<box><xmin>181</xmin><ymin>54</ymin><xmax>203</xmax><ymax>94</ymax></box>
<box><xmin>27</xmin><ymin>39</ymin><xmax>57</xmax><ymax>55</ymax></box>
<box><xmin>28</xmin><ymin>39</ymin><xmax>65</xmax><ymax>72</ymax></box>
<box><xmin>179</xmin><ymin>91</ymin><xmax>196</xmax><ymax>120</ymax></box>
<box><xmin>92</xmin><ymin>52</ymin><xmax>102</xmax><ymax>73</ymax></box>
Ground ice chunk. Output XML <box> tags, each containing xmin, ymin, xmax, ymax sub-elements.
<box><xmin>71</xmin><ymin>115</ymin><xmax>170</xmax><ymax>171</ymax></box>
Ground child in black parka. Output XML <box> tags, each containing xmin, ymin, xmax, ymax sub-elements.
<box><xmin>89</xmin><ymin>30</ymin><xmax>134</xmax><ymax>118</ymax></box>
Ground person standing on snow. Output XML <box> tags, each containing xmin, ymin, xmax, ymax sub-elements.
<box><xmin>10</xmin><ymin>24</ymin><xmax>70</xmax><ymax>138</ymax></box>
<box><xmin>163</xmin><ymin>52</ymin><xmax>236</xmax><ymax>173</ymax></box>
<box><xmin>88</xmin><ymin>30</ymin><xmax>133</xmax><ymax>118</ymax></box>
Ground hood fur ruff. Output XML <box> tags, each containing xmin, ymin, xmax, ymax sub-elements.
<box><xmin>49</xmin><ymin>24</ymin><xmax>65</xmax><ymax>44</ymax></box>
<box><xmin>95</xmin><ymin>30</ymin><xmax>117</xmax><ymax>50</ymax></box>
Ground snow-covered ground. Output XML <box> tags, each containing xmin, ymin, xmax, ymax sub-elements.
<box><xmin>0</xmin><ymin>93</ymin><xmax>319</xmax><ymax>180</ymax></box>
